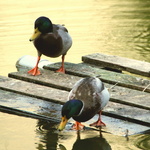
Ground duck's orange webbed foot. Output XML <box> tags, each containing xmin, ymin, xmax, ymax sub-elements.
<box><xmin>89</xmin><ymin>120</ymin><xmax>106</xmax><ymax>127</ymax></box>
<box><xmin>56</xmin><ymin>66</ymin><xmax>65</xmax><ymax>73</ymax></box>
<box><xmin>90</xmin><ymin>111</ymin><xmax>106</xmax><ymax>127</ymax></box>
<box><xmin>56</xmin><ymin>55</ymin><xmax>65</xmax><ymax>73</ymax></box>
<box><xmin>72</xmin><ymin>121</ymin><xmax>84</xmax><ymax>130</ymax></box>
<box><xmin>28</xmin><ymin>56</ymin><xmax>41</xmax><ymax>76</ymax></box>
<box><xmin>28</xmin><ymin>67</ymin><xmax>41</xmax><ymax>76</ymax></box>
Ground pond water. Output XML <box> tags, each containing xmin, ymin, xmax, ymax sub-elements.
<box><xmin>0</xmin><ymin>111</ymin><xmax>149</xmax><ymax>150</ymax></box>
<box><xmin>0</xmin><ymin>0</ymin><xmax>150</xmax><ymax>76</ymax></box>
<box><xmin>0</xmin><ymin>0</ymin><xmax>150</xmax><ymax>149</ymax></box>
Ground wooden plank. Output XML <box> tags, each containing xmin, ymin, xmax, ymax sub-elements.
<box><xmin>0</xmin><ymin>75</ymin><xmax>68</xmax><ymax>104</ymax></box>
<box><xmin>0</xmin><ymin>105</ymin><xmax>58</xmax><ymax>122</ymax></box>
<box><xmin>0</xmin><ymin>84</ymin><xmax>150</xmax><ymax>128</ymax></box>
<box><xmin>0</xmin><ymin>89</ymin><xmax>149</xmax><ymax>135</ymax></box>
<box><xmin>8</xmin><ymin>70</ymin><xmax>81</xmax><ymax>92</ymax></box>
<box><xmin>0</xmin><ymin>89</ymin><xmax>62</xmax><ymax>115</ymax></box>
<box><xmin>105</xmin><ymin>101</ymin><xmax>150</xmax><ymax>124</ymax></box>
<box><xmin>44</xmin><ymin>62</ymin><xmax>150</xmax><ymax>93</ymax></box>
<box><xmin>0</xmin><ymin>89</ymin><xmax>61</xmax><ymax>122</ymax></box>
<box><xmin>82</xmin><ymin>53</ymin><xmax>150</xmax><ymax>77</ymax></box>
<box><xmin>8</xmin><ymin>71</ymin><xmax>150</xmax><ymax>110</ymax></box>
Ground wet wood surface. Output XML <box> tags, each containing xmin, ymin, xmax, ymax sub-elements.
<box><xmin>0</xmin><ymin>54</ymin><xmax>150</xmax><ymax>135</ymax></box>
<box><xmin>8</xmin><ymin>70</ymin><xmax>150</xmax><ymax>110</ymax></box>
<box><xmin>0</xmin><ymin>88</ymin><xmax>149</xmax><ymax>136</ymax></box>
<box><xmin>2</xmin><ymin>69</ymin><xmax>150</xmax><ymax>125</ymax></box>
<box><xmin>0</xmin><ymin>75</ymin><xmax>68</xmax><ymax>104</ymax></box>
<box><xmin>0</xmin><ymin>89</ymin><xmax>61</xmax><ymax>122</ymax></box>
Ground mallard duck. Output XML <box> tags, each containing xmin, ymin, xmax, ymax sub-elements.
<box><xmin>58</xmin><ymin>77</ymin><xmax>110</xmax><ymax>131</ymax></box>
<box><xmin>28</xmin><ymin>16</ymin><xmax>72</xmax><ymax>75</ymax></box>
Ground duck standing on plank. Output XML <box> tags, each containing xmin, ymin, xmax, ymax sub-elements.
<box><xmin>58</xmin><ymin>77</ymin><xmax>110</xmax><ymax>131</ymax></box>
<box><xmin>28</xmin><ymin>16</ymin><xmax>72</xmax><ymax>76</ymax></box>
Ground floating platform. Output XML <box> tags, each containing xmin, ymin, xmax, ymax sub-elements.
<box><xmin>0</xmin><ymin>53</ymin><xmax>150</xmax><ymax>136</ymax></box>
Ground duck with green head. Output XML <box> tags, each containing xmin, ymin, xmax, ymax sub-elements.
<box><xmin>58</xmin><ymin>77</ymin><xmax>110</xmax><ymax>131</ymax></box>
<box><xmin>28</xmin><ymin>16</ymin><xmax>72</xmax><ymax>75</ymax></box>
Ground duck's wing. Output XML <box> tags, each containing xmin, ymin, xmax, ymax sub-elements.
<box><xmin>68</xmin><ymin>77</ymin><xmax>110</xmax><ymax>109</ymax></box>
<box><xmin>68</xmin><ymin>78</ymin><xmax>85</xmax><ymax>100</ymax></box>
<box><xmin>52</xmin><ymin>24</ymin><xmax>72</xmax><ymax>55</ymax></box>
<box><xmin>68</xmin><ymin>77</ymin><xmax>103</xmax><ymax>100</ymax></box>
<box><xmin>53</xmin><ymin>24</ymin><xmax>68</xmax><ymax>33</ymax></box>
<box><xmin>93</xmin><ymin>78</ymin><xmax>110</xmax><ymax>109</ymax></box>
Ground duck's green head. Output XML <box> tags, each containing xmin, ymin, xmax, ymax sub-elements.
<box><xmin>29</xmin><ymin>16</ymin><xmax>53</xmax><ymax>41</ymax></box>
<box><xmin>58</xmin><ymin>99</ymin><xmax>83</xmax><ymax>131</ymax></box>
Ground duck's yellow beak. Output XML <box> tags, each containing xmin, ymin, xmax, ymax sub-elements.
<box><xmin>29</xmin><ymin>28</ymin><xmax>41</xmax><ymax>41</ymax></box>
<box><xmin>58</xmin><ymin>116</ymin><xmax>68</xmax><ymax>131</ymax></box>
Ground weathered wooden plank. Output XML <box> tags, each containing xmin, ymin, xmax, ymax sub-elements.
<box><xmin>8</xmin><ymin>71</ymin><xmax>150</xmax><ymax>110</ymax></box>
<box><xmin>82</xmin><ymin>53</ymin><xmax>150</xmax><ymax>77</ymax></box>
<box><xmin>0</xmin><ymin>75</ymin><xmax>68</xmax><ymax>104</ymax></box>
<box><xmin>105</xmin><ymin>101</ymin><xmax>150</xmax><ymax>124</ymax></box>
<box><xmin>44</xmin><ymin>62</ymin><xmax>150</xmax><ymax>93</ymax></box>
<box><xmin>8</xmin><ymin>70</ymin><xmax>81</xmax><ymax>92</ymax></box>
<box><xmin>0</xmin><ymin>105</ymin><xmax>58</xmax><ymax>122</ymax></box>
<box><xmin>0</xmin><ymin>89</ymin><xmax>62</xmax><ymax>114</ymax></box>
<box><xmin>0</xmin><ymin>89</ymin><xmax>149</xmax><ymax>135</ymax></box>
<box><xmin>1</xmin><ymin>87</ymin><xmax>150</xmax><ymax>129</ymax></box>
<box><xmin>0</xmin><ymin>89</ymin><xmax>62</xmax><ymax>122</ymax></box>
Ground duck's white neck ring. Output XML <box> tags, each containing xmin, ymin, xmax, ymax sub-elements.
<box><xmin>77</xmin><ymin>100</ymin><xmax>84</xmax><ymax>116</ymax></box>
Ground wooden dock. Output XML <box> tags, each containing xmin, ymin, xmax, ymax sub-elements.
<box><xmin>0</xmin><ymin>53</ymin><xmax>150</xmax><ymax>136</ymax></box>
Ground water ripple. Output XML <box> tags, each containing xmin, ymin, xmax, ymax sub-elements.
<box><xmin>134</xmin><ymin>131</ymin><xmax>150</xmax><ymax>150</ymax></box>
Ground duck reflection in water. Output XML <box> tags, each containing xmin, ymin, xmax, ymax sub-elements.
<box><xmin>59</xmin><ymin>129</ymin><xmax>112</xmax><ymax>150</ymax></box>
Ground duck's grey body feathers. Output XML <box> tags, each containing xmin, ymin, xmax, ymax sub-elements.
<box><xmin>68</xmin><ymin>77</ymin><xmax>110</xmax><ymax>122</ymax></box>
<box><xmin>55</xmin><ymin>24</ymin><xmax>72</xmax><ymax>55</ymax></box>
<box><xmin>34</xmin><ymin>24</ymin><xmax>72</xmax><ymax>58</ymax></box>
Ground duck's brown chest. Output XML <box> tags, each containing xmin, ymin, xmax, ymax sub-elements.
<box><xmin>34</xmin><ymin>34</ymin><xmax>63</xmax><ymax>57</ymax></box>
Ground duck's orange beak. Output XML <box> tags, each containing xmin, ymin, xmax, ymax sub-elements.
<box><xmin>29</xmin><ymin>28</ymin><xmax>41</xmax><ymax>41</ymax></box>
<box><xmin>58</xmin><ymin>116</ymin><xmax>68</xmax><ymax>131</ymax></box>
